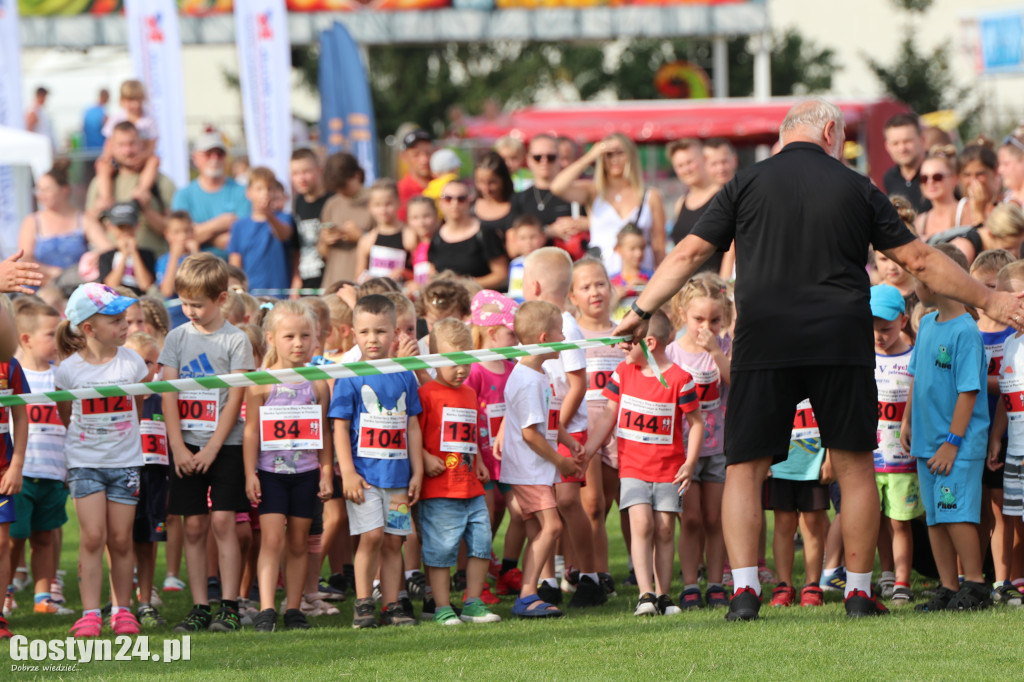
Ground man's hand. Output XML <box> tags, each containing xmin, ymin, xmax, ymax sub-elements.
<box><xmin>0</xmin><ymin>250</ymin><xmax>43</xmax><ymax>294</ymax></box>
<box><xmin>984</xmin><ymin>290</ymin><xmax>1024</xmax><ymax>334</ymax></box>
<box><xmin>927</xmin><ymin>443</ymin><xmax>958</xmax><ymax>476</ymax></box>
<box><xmin>611</xmin><ymin>309</ymin><xmax>645</xmax><ymax>351</ymax></box>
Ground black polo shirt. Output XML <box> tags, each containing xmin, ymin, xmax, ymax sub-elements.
<box><xmin>692</xmin><ymin>142</ymin><xmax>917</xmax><ymax>371</ymax></box>
<box><xmin>509</xmin><ymin>187</ymin><xmax>585</xmax><ymax>228</ymax></box>
<box><xmin>883</xmin><ymin>164</ymin><xmax>931</xmax><ymax>213</ymax></box>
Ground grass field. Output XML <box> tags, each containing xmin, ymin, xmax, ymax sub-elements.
<box><xmin>3</xmin><ymin>504</ymin><xmax>1020</xmax><ymax>681</ymax></box>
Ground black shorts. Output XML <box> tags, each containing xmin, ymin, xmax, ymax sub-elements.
<box><xmin>257</xmin><ymin>470</ymin><xmax>321</xmax><ymax>520</ymax></box>
<box><xmin>133</xmin><ymin>465</ymin><xmax>169</xmax><ymax>543</ymax></box>
<box><xmin>167</xmin><ymin>443</ymin><xmax>249</xmax><ymax>516</ymax></box>
<box><xmin>983</xmin><ymin>439</ymin><xmax>1007</xmax><ymax>490</ymax></box>
<box><xmin>763</xmin><ymin>478</ymin><xmax>829</xmax><ymax>513</ymax></box>
<box><xmin>829</xmin><ymin>481</ymin><xmax>842</xmax><ymax>513</ymax></box>
<box><xmin>724</xmin><ymin>365</ymin><xmax>877</xmax><ymax>466</ymax></box>
<box><xmin>331</xmin><ymin>473</ymin><xmax>344</xmax><ymax>500</ymax></box>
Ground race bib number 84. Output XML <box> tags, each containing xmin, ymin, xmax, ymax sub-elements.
<box><xmin>260</xmin><ymin>405</ymin><xmax>324</xmax><ymax>451</ymax></box>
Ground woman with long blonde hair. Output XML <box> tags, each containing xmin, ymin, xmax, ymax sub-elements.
<box><xmin>551</xmin><ymin>132</ymin><xmax>665</xmax><ymax>274</ymax></box>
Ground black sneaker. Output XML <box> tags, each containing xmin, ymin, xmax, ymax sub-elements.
<box><xmin>352</xmin><ymin>597</ymin><xmax>376</xmax><ymax>629</ymax></box>
<box><xmin>537</xmin><ymin>582</ymin><xmax>562</xmax><ymax>606</ymax></box>
<box><xmin>725</xmin><ymin>586</ymin><xmax>761</xmax><ymax>622</ymax></box>
<box><xmin>399</xmin><ymin>596</ymin><xmax>416</xmax><ymax>619</ymax></box>
<box><xmin>208</xmin><ymin>604</ymin><xmax>242</xmax><ymax>631</ymax></box>
<box><xmin>317</xmin><ymin>578</ymin><xmax>346</xmax><ymax>602</ymax></box>
<box><xmin>705</xmin><ymin>585</ymin><xmax>729</xmax><ymax>609</ymax></box>
<box><xmin>656</xmin><ymin>594</ymin><xmax>682</xmax><ymax>615</ymax></box>
<box><xmin>207</xmin><ymin>577</ymin><xmax>223</xmax><ymax>604</ymax></box>
<box><xmin>947</xmin><ymin>581</ymin><xmax>992</xmax><ymax>611</ymax></box>
<box><xmin>568</xmin><ymin>575</ymin><xmax>608</xmax><ymax>608</ymax></box>
<box><xmin>915</xmin><ymin>586</ymin><xmax>957</xmax><ymax>613</ymax></box>
<box><xmin>598</xmin><ymin>573</ymin><xmax>617</xmax><ymax>597</ymax></box>
<box><xmin>679</xmin><ymin>587</ymin><xmax>703</xmax><ymax>610</ymax></box>
<box><xmin>327</xmin><ymin>572</ymin><xmax>349</xmax><ymax>595</ymax></box>
<box><xmin>381</xmin><ymin>600</ymin><xmax>418</xmax><ymax>626</ymax></box>
<box><xmin>406</xmin><ymin>571</ymin><xmax>427</xmax><ymax>600</ymax></box>
<box><xmin>283</xmin><ymin>608</ymin><xmax>311</xmax><ymax>630</ymax></box>
<box><xmin>844</xmin><ymin>589</ymin><xmax>889</xmax><ymax>618</ymax></box>
<box><xmin>253</xmin><ymin>608</ymin><xmax>276</xmax><ymax>632</ymax></box>
<box><xmin>451</xmin><ymin>570</ymin><xmax>467</xmax><ymax>593</ymax></box>
<box><xmin>634</xmin><ymin>592</ymin><xmax>658</xmax><ymax>617</ymax></box>
<box><xmin>173</xmin><ymin>605</ymin><xmax>212</xmax><ymax>633</ymax></box>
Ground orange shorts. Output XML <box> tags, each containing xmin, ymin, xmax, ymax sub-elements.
<box><xmin>557</xmin><ymin>431</ymin><xmax>587</xmax><ymax>485</ymax></box>
<box><xmin>509</xmin><ymin>484</ymin><xmax>557</xmax><ymax>520</ymax></box>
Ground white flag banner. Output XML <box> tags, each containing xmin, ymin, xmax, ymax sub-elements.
<box><xmin>234</xmin><ymin>0</ymin><xmax>292</xmax><ymax>198</ymax></box>
<box><xmin>0</xmin><ymin>0</ymin><xmax>26</xmax><ymax>258</ymax></box>
<box><xmin>124</xmin><ymin>0</ymin><xmax>188</xmax><ymax>189</ymax></box>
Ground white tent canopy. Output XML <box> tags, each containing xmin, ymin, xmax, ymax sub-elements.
<box><xmin>0</xmin><ymin>125</ymin><xmax>52</xmax><ymax>180</ymax></box>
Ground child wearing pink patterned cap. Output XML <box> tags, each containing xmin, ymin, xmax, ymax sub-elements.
<box><xmin>464</xmin><ymin>290</ymin><xmax>526</xmax><ymax>595</ymax></box>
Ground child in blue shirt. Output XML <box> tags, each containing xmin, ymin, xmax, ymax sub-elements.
<box><xmin>901</xmin><ymin>244</ymin><xmax>990</xmax><ymax>612</ymax></box>
<box><xmin>329</xmin><ymin>294</ymin><xmax>424</xmax><ymax>629</ymax></box>
<box><xmin>227</xmin><ymin>167</ymin><xmax>293</xmax><ymax>292</ymax></box>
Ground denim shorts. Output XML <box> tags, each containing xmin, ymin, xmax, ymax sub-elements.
<box><xmin>417</xmin><ymin>496</ymin><xmax>491</xmax><ymax>568</ymax></box>
<box><xmin>67</xmin><ymin>467</ymin><xmax>141</xmax><ymax>505</ymax></box>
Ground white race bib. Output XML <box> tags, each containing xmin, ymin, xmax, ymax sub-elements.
<box><xmin>358</xmin><ymin>413</ymin><xmax>408</xmax><ymax>459</ymax></box>
<box><xmin>178</xmin><ymin>389</ymin><xmax>219</xmax><ymax>432</ymax></box>
<box><xmin>617</xmin><ymin>394</ymin><xmax>674</xmax><ymax>445</ymax></box>
<box><xmin>792</xmin><ymin>399</ymin><xmax>819</xmax><ymax>440</ymax></box>
<box><xmin>485</xmin><ymin>402</ymin><xmax>505</xmax><ymax>449</ymax></box>
<box><xmin>585</xmin><ymin>357</ymin><xmax>620</xmax><ymax>402</ymax></box>
<box><xmin>260</xmin><ymin>404</ymin><xmax>324</xmax><ymax>451</ymax></box>
<box><xmin>368</xmin><ymin>245</ymin><xmax>407</xmax><ymax>279</ymax></box>
<box><xmin>140</xmin><ymin>419</ymin><xmax>169</xmax><ymax>466</ymax></box>
<box><xmin>686</xmin><ymin>366</ymin><xmax>721</xmax><ymax>411</ymax></box>
<box><xmin>27</xmin><ymin>403</ymin><xmax>65</xmax><ymax>437</ymax></box>
<box><xmin>80</xmin><ymin>395</ymin><xmax>134</xmax><ymax>427</ymax></box>
<box><xmin>440</xmin><ymin>406</ymin><xmax>478</xmax><ymax>455</ymax></box>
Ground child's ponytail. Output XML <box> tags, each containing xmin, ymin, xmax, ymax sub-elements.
<box><xmin>56</xmin><ymin>319</ymin><xmax>86</xmax><ymax>360</ymax></box>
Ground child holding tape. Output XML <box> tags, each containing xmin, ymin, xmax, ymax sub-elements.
<box><xmin>244</xmin><ymin>302</ymin><xmax>333</xmax><ymax>632</ymax></box>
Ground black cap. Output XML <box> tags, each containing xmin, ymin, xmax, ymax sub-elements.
<box><xmin>103</xmin><ymin>201</ymin><xmax>141</xmax><ymax>227</ymax></box>
<box><xmin>402</xmin><ymin>129</ymin><xmax>432</xmax><ymax>149</ymax></box>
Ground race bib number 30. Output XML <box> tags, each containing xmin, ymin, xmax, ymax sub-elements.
<box><xmin>260</xmin><ymin>404</ymin><xmax>324</xmax><ymax>451</ymax></box>
<box><xmin>140</xmin><ymin>419</ymin><xmax>169</xmax><ymax>466</ymax></box>
<box><xmin>440</xmin><ymin>407</ymin><xmax>477</xmax><ymax>455</ymax></box>
<box><xmin>81</xmin><ymin>395</ymin><xmax>134</xmax><ymax>426</ymax></box>
<box><xmin>358</xmin><ymin>413</ymin><xmax>407</xmax><ymax>459</ymax></box>
<box><xmin>178</xmin><ymin>390</ymin><xmax>219</xmax><ymax>432</ymax></box>
<box><xmin>617</xmin><ymin>395</ymin><xmax>674</xmax><ymax>445</ymax></box>
<box><xmin>27</xmin><ymin>403</ymin><xmax>65</xmax><ymax>436</ymax></box>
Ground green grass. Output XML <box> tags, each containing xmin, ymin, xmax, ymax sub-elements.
<box><xmin>3</xmin><ymin>504</ymin><xmax>1019</xmax><ymax>680</ymax></box>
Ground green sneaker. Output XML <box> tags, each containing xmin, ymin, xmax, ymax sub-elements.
<box><xmin>432</xmin><ymin>605</ymin><xmax>462</xmax><ymax>626</ymax></box>
<box><xmin>137</xmin><ymin>604</ymin><xmax>166</xmax><ymax>628</ymax></box>
<box><xmin>460</xmin><ymin>599</ymin><xmax>501</xmax><ymax>624</ymax></box>
<box><xmin>208</xmin><ymin>605</ymin><xmax>242</xmax><ymax>632</ymax></box>
<box><xmin>173</xmin><ymin>606</ymin><xmax>212</xmax><ymax>633</ymax></box>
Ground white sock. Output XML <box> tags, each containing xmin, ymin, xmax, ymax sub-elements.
<box><xmin>542</xmin><ymin>577</ymin><xmax>558</xmax><ymax>589</ymax></box>
<box><xmin>732</xmin><ymin>566</ymin><xmax>761</xmax><ymax>596</ymax></box>
<box><xmin>372</xmin><ymin>579</ymin><xmax>381</xmax><ymax>589</ymax></box>
<box><xmin>845</xmin><ymin>571</ymin><xmax>872</xmax><ymax>598</ymax></box>
<box><xmin>404</xmin><ymin>570</ymin><xmax>418</xmax><ymax>580</ymax></box>
<box><xmin>111</xmin><ymin>606</ymin><xmax>126</xmax><ymax>615</ymax></box>
<box><xmin>583</xmin><ymin>572</ymin><xmax>599</xmax><ymax>584</ymax></box>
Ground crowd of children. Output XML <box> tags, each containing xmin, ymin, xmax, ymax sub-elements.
<box><xmin>9</xmin><ymin>135</ymin><xmax>1024</xmax><ymax>641</ymax></box>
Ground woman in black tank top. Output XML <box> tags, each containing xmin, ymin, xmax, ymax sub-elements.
<box><xmin>668</xmin><ymin>140</ymin><xmax>726</xmax><ymax>276</ymax></box>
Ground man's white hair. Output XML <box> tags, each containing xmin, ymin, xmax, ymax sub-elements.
<box><xmin>779</xmin><ymin>99</ymin><xmax>845</xmax><ymax>145</ymax></box>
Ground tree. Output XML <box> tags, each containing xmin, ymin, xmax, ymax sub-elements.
<box><xmin>727</xmin><ymin>29</ymin><xmax>838</xmax><ymax>98</ymax></box>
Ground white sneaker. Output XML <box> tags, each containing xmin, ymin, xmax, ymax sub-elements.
<box><xmin>634</xmin><ymin>593</ymin><xmax>658</xmax><ymax>617</ymax></box>
<box><xmin>162</xmin><ymin>575</ymin><xmax>186</xmax><ymax>592</ymax></box>
<box><xmin>302</xmin><ymin>596</ymin><xmax>339</xmax><ymax>616</ymax></box>
<box><xmin>12</xmin><ymin>568</ymin><xmax>30</xmax><ymax>592</ymax></box>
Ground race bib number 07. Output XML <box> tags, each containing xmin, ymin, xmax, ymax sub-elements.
<box><xmin>260</xmin><ymin>404</ymin><xmax>324</xmax><ymax>451</ymax></box>
<box><xmin>27</xmin><ymin>403</ymin><xmax>65</xmax><ymax>436</ymax></box>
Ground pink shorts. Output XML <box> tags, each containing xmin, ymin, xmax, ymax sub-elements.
<box><xmin>509</xmin><ymin>484</ymin><xmax>557</xmax><ymax>520</ymax></box>
<box><xmin>557</xmin><ymin>431</ymin><xmax>587</xmax><ymax>485</ymax></box>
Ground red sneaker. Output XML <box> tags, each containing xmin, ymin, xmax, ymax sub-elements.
<box><xmin>0</xmin><ymin>616</ymin><xmax>12</xmax><ymax>640</ymax></box>
<box><xmin>800</xmin><ymin>584</ymin><xmax>824</xmax><ymax>607</ymax></box>
<box><xmin>495</xmin><ymin>568</ymin><xmax>522</xmax><ymax>595</ymax></box>
<box><xmin>468</xmin><ymin>586</ymin><xmax>501</xmax><ymax>605</ymax></box>
<box><xmin>769</xmin><ymin>584</ymin><xmax>795</xmax><ymax>607</ymax></box>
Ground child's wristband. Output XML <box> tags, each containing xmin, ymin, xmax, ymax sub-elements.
<box><xmin>945</xmin><ymin>432</ymin><xmax>963</xmax><ymax>447</ymax></box>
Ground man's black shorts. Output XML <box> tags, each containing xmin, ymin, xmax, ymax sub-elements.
<box><xmin>167</xmin><ymin>443</ymin><xmax>249</xmax><ymax>516</ymax></box>
<box><xmin>724</xmin><ymin>365</ymin><xmax>877</xmax><ymax>466</ymax></box>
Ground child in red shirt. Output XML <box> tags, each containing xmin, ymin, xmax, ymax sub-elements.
<box><xmin>417</xmin><ymin>319</ymin><xmax>499</xmax><ymax>626</ymax></box>
<box><xmin>587</xmin><ymin>311</ymin><xmax>703</xmax><ymax>617</ymax></box>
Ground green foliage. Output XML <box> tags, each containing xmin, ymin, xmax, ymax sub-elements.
<box><xmin>728</xmin><ymin>29</ymin><xmax>838</xmax><ymax>97</ymax></box>
<box><xmin>865</xmin><ymin>36</ymin><xmax>954</xmax><ymax>115</ymax></box>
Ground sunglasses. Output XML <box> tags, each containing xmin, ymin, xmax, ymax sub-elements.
<box><xmin>441</xmin><ymin>194</ymin><xmax>469</xmax><ymax>203</ymax></box>
<box><xmin>604</xmin><ymin>149</ymin><xmax>626</xmax><ymax>159</ymax></box>
<box><xmin>531</xmin><ymin>154</ymin><xmax>557</xmax><ymax>163</ymax></box>
<box><xmin>920</xmin><ymin>173</ymin><xmax>946</xmax><ymax>184</ymax></box>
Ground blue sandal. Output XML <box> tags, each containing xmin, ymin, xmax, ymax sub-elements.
<box><xmin>513</xmin><ymin>594</ymin><xmax>563</xmax><ymax>619</ymax></box>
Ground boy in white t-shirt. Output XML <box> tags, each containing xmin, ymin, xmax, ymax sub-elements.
<box><xmin>501</xmin><ymin>301</ymin><xmax>583</xmax><ymax>618</ymax></box>
<box><xmin>522</xmin><ymin>247</ymin><xmax>606</xmax><ymax>608</ymax></box>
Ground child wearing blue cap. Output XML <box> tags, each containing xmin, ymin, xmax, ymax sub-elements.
<box><xmin>899</xmin><ymin>245</ymin><xmax>990</xmax><ymax>613</ymax></box>
<box><xmin>54</xmin><ymin>283</ymin><xmax>149</xmax><ymax>638</ymax></box>
<box><xmin>870</xmin><ymin>283</ymin><xmax>920</xmax><ymax>604</ymax></box>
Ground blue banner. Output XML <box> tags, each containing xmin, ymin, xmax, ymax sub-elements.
<box><xmin>319</xmin><ymin>21</ymin><xmax>378</xmax><ymax>182</ymax></box>
<box><xmin>979</xmin><ymin>11</ymin><xmax>1024</xmax><ymax>74</ymax></box>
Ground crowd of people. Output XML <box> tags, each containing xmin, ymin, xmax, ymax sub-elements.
<box><xmin>3</xmin><ymin>90</ymin><xmax>1024</xmax><ymax>639</ymax></box>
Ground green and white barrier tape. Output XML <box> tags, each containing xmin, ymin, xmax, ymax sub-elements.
<box><xmin>0</xmin><ymin>337</ymin><xmax>629</xmax><ymax>407</ymax></box>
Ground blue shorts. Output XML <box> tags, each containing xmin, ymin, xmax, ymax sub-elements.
<box><xmin>417</xmin><ymin>496</ymin><xmax>491</xmax><ymax>568</ymax></box>
<box><xmin>67</xmin><ymin>467</ymin><xmax>141</xmax><ymax>505</ymax></box>
<box><xmin>916</xmin><ymin>457</ymin><xmax>983</xmax><ymax>526</ymax></box>
<box><xmin>0</xmin><ymin>494</ymin><xmax>15</xmax><ymax>524</ymax></box>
